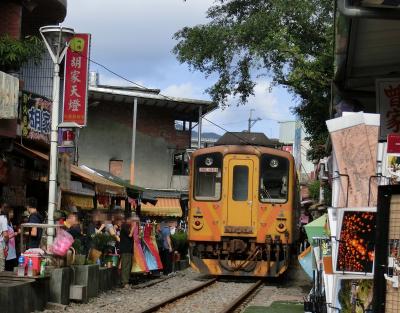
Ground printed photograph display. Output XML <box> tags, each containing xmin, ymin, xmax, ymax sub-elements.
<box><xmin>335</xmin><ymin>208</ymin><xmax>376</xmax><ymax>274</ymax></box>
<box><xmin>337</xmin><ymin>279</ymin><xmax>373</xmax><ymax>313</ymax></box>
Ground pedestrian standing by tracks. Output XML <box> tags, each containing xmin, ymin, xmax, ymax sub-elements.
<box><xmin>5</xmin><ymin>206</ymin><xmax>18</xmax><ymax>271</ymax></box>
<box><xmin>160</xmin><ymin>220</ymin><xmax>173</xmax><ymax>275</ymax></box>
<box><xmin>65</xmin><ymin>213</ymin><xmax>82</xmax><ymax>241</ymax></box>
<box><xmin>0</xmin><ymin>200</ymin><xmax>9</xmax><ymax>272</ymax></box>
<box><xmin>25</xmin><ymin>197</ymin><xmax>43</xmax><ymax>249</ymax></box>
<box><xmin>119</xmin><ymin>217</ymin><xmax>134</xmax><ymax>288</ymax></box>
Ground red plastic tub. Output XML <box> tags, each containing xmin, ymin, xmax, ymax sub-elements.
<box><xmin>22</xmin><ymin>253</ymin><xmax>41</xmax><ymax>274</ymax></box>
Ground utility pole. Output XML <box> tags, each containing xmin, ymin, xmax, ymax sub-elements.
<box><xmin>248</xmin><ymin>109</ymin><xmax>261</xmax><ymax>132</ymax></box>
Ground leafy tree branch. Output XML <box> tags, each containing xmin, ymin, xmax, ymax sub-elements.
<box><xmin>174</xmin><ymin>0</ymin><xmax>334</xmax><ymax>160</ymax></box>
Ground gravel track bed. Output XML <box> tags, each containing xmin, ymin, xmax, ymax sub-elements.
<box><xmin>44</xmin><ymin>269</ymin><xmax>204</xmax><ymax>313</ymax></box>
<box><xmin>157</xmin><ymin>281</ymin><xmax>254</xmax><ymax>313</ymax></box>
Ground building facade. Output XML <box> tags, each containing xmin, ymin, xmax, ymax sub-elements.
<box><xmin>278</xmin><ymin>120</ymin><xmax>315</xmax><ymax>183</ymax></box>
<box><xmin>76</xmin><ymin>76</ymin><xmax>216</xmax><ymax>193</ymax></box>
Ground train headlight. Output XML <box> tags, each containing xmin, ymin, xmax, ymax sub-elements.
<box><xmin>276</xmin><ymin>221</ymin><xmax>287</xmax><ymax>233</ymax></box>
<box><xmin>192</xmin><ymin>216</ymin><xmax>204</xmax><ymax>230</ymax></box>
<box><xmin>205</xmin><ymin>157</ymin><xmax>213</xmax><ymax>166</ymax></box>
<box><xmin>270</xmin><ymin>159</ymin><xmax>279</xmax><ymax>168</ymax></box>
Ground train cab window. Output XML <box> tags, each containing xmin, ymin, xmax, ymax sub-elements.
<box><xmin>260</xmin><ymin>154</ymin><xmax>289</xmax><ymax>203</ymax></box>
<box><xmin>232</xmin><ymin>165</ymin><xmax>249</xmax><ymax>201</ymax></box>
<box><xmin>194</xmin><ymin>153</ymin><xmax>222</xmax><ymax>201</ymax></box>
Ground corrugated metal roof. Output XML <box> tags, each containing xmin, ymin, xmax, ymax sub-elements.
<box><xmin>215</xmin><ymin>132</ymin><xmax>280</xmax><ymax>147</ymax></box>
<box><xmin>14</xmin><ymin>144</ymin><xmax>126</xmax><ymax>197</ymax></box>
<box><xmin>89</xmin><ymin>86</ymin><xmax>217</xmax><ymax>122</ymax></box>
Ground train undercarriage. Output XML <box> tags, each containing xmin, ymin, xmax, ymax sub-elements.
<box><xmin>189</xmin><ymin>236</ymin><xmax>290</xmax><ymax>277</ymax></box>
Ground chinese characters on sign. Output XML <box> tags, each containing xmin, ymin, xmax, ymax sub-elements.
<box><xmin>377</xmin><ymin>78</ymin><xmax>400</xmax><ymax>140</ymax></box>
<box><xmin>63</xmin><ymin>33</ymin><xmax>91</xmax><ymax>126</ymax></box>
<box><xmin>21</xmin><ymin>92</ymin><xmax>52</xmax><ymax>143</ymax></box>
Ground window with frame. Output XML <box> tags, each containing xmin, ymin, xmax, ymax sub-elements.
<box><xmin>194</xmin><ymin>153</ymin><xmax>222</xmax><ymax>201</ymax></box>
<box><xmin>232</xmin><ymin>165</ymin><xmax>249</xmax><ymax>201</ymax></box>
<box><xmin>173</xmin><ymin>152</ymin><xmax>189</xmax><ymax>175</ymax></box>
<box><xmin>259</xmin><ymin>154</ymin><xmax>289</xmax><ymax>203</ymax></box>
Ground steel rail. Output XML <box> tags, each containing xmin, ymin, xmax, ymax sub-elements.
<box><xmin>139</xmin><ymin>278</ymin><xmax>217</xmax><ymax>313</ymax></box>
<box><xmin>218</xmin><ymin>280</ymin><xmax>263</xmax><ymax>313</ymax></box>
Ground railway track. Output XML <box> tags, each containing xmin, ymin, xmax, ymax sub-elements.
<box><xmin>138</xmin><ymin>278</ymin><xmax>263</xmax><ymax>313</ymax></box>
<box><xmin>218</xmin><ymin>279</ymin><xmax>263</xmax><ymax>313</ymax></box>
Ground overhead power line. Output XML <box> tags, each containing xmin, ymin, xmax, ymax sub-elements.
<box><xmin>71</xmin><ymin>48</ymin><xmax>284</xmax><ymax>150</ymax></box>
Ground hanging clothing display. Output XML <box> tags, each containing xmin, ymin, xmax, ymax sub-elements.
<box><xmin>131</xmin><ymin>222</ymin><xmax>149</xmax><ymax>273</ymax></box>
<box><xmin>142</xmin><ymin>223</ymin><xmax>163</xmax><ymax>270</ymax></box>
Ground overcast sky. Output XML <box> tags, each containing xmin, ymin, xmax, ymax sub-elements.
<box><xmin>64</xmin><ymin>0</ymin><xmax>295</xmax><ymax>138</ymax></box>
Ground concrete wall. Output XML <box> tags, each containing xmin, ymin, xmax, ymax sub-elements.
<box><xmin>78</xmin><ymin>101</ymin><xmax>133</xmax><ymax>181</ymax></box>
<box><xmin>77</xmin><ymin>100</ymin><xmax>190</xmax><ymax>189</ymax></box>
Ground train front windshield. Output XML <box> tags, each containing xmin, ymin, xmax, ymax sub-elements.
<box><xmin>259</xmin><ymin>154</ymin><xmax>289</xmax><ymax>203</ymax></box>
<box><xmin>194</xmin><ymin>153</ymin><xmax>222</xmax><ymax>201</ymax></box>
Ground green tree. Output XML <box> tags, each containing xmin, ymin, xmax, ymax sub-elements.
<box><xmin>0</xmin><ymin>35</ymin><xmax>43</xmax><ymax>72</ymax></box>
<box><xmin>174</xmin><ymin>0</ymin><xmax>334</xmax><ymax>159</ymax></box>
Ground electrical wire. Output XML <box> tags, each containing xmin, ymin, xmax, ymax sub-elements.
<box><xmin>69</xmin><ymin>47</ymin><xmax>167</xmax><ymax>96</ymax></box>
<box><xmin>70</xmin><ymin>47</ymin><xmax>291</xmax><ymax>128</ymax></box>
<box><xmin>69</xmin><ymin>47</ymin><xmax>284</xmax><ymax>152</ymax></box>
<box><xmin>85</xmin><ymin>50</ymin><xmax>314</xmax><ymax>179</ymax></box>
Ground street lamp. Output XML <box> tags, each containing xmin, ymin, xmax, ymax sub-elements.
<box><xmin>40</xmin><ymin>26</ymin><xmax>75</xmax><ymax>246</ymax></box>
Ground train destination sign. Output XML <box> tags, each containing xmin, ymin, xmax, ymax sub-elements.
<box><xmin>199</xmin><ymin>167</ymin><xmax>219</xmax><ymax>173</ymax></box>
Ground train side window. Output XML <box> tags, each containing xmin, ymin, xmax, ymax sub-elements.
<box><xmin>232</xmin><ymin>165</ymin><xmax>249</xmax><ymax>201</ymax></box>
<box><xmin>260</xmin><ymin>154</ymin><xmax>289</xmax><ymax>203</ymax></box>
<box><xmin>194</xmin><ymin>153</ymin><xmax>222</xmax><ymax>201</ymax></box>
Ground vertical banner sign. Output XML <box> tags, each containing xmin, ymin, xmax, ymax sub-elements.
<box><xmin>63</xmin><ymin>33</ymin><xmax>91</xmax><ymax>126</ymax></box>
<box><xmin>376</xmin><ymin>78</ymin><xmax>400</xmax><ymax>140</ymax></box>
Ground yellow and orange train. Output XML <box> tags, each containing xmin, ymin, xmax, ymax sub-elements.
<box><xmin>188</xmin><ymin>138</ymin><xmax>297</xmax><ymax>277</ymax></box>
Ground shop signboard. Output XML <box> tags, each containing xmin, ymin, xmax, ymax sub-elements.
<box><xmin>63</xmin><ymin>33</ymin><xmax>91</xmax><ymax>126</ymax></box>
<box><xmin>0</xmin><ymin>70</ymin><xmax>19</xmax><ymax>119</ymax></box>
<box><xmin>386</xmin><ymin>134</ymin><xmax>400</xmax><ymax>180</ymax></box>
<box><xmin>377</xmin><ymin>78</ymin><xmax>400</xmax><ymax>140</ymax></box>
<box><xmin>21</xmin><ymin>91</ymin><xmax>52</xmax><ymax>143</ymax></box>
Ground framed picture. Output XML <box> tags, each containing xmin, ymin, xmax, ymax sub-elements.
<box><xmin>334</xmin><ymin>208</ymin><xmax>377</xmax><ymax>275</ymax></box>
<box><xmin>330</xmin><ymin>276</ymin><xmax>374</xmax><ymax>313</ymax></box>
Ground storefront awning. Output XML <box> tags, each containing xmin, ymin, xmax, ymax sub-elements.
<box><xmin>70</xmin><ymin>166</ymin><xmax>126</xmax><ymax>197</ymax></box>
<box><xmin>62</xmin><ymin>193</ymin><xmax>94</xmax><ymax>210</ymax></box>
<box><xmin>79</xmin><ymin>166</ymin><xmax>143</xmax><ymax>197</ymax></box>
<box><xmin>14</xmin><ymin>143</ymin><xmax>126</xmax><ymax>197</ymax></box>
<box><xmin>141</xmin><ymin>198</ymin><xmax>182</xmax><ymax>217</ymax></box>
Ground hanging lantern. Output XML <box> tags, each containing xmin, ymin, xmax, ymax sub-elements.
<box><xmin>62</xmin><ymin>129</ymin><xmax>75</xmax><ymax>147</ymax></box>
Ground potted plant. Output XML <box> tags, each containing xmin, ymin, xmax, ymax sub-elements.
<box><xmin>171</xmin><ymin>231</ymin><xmax>189</xmax><ymax>259</ymax></box>
<box><xmin>0</xmin><ymin>35</ymin><xmax>43</xmax><ymax>73</ymax></box>
<box><xmin>72</xmin><ymin>239</ymin><xmax>86</xmax><ymax>265</ymax></box>
<box><xmin>89</xmin><ymin>233</ymin><xmax>114</xmax><ymax>262</ymax></box>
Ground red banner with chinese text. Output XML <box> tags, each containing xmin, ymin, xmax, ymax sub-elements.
<box><xmin>377</xmin><ymin>78</ymin><xmax>400</xmax><ymax>140</ymax></box>
<box><xmin>63</xmin><ymin>33</ymin><xmax>91</xmax><ymax>126</ymax></box>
